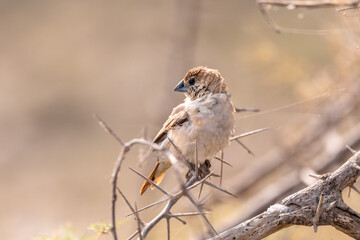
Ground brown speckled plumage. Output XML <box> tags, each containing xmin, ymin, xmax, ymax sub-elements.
<box><xmin>140</xmin><ymin>66</ymin><xmax>235</xmax><ymax>195</ymax></box>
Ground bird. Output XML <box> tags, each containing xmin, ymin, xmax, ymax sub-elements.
<box><xmin>140</xmin><ymin>66</ymin><xmax>235</xmax><ymax>195</ymax></box>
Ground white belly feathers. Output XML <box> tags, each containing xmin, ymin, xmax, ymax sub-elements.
<box><xmin>167</xmin><ymin>93</ymin><xmax>234</xmax><ymax>164</ymax></box>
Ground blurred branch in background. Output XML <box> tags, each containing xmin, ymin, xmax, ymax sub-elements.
<box><xmin>257</xmin><ymin>0</ymin><xmax>360</xmax><ymax>34</ymax></box>
<box><xmin>215</xmin><ymin>77</ymin><xmax>360</xmax><ymax>204</ymax></box>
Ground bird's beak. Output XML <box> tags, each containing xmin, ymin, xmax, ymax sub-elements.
<box><xmin>174</xmin><ymin>79</ymin><xmax>188</xmax><ymax>92</ymax></box>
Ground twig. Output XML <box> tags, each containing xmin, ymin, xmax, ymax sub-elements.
<box><xmin>257</xmin><ymin>0</ymin><xmax>360</xmax><ymax>8</ymax></box>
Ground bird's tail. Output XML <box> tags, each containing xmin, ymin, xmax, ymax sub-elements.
<box><xmin>140</xmin><ymin>161</ymin><xmax>167</xmax><ymax>195</ymax></box>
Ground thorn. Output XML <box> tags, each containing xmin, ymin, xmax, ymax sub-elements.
<box><xmin>235</xmin><ymin>107</ymin><xmax>260</xmax><ymax>112</ymax></box>
<box><xmin>187</xmin><ymin>171</ymin><xmax>214</xmax><ymax>191</ymax></box>
<box><xmin>134</xmin><ymin>203</ymin><xmax>143</xmax><ymax>240</ymax></box>
<box><xmin>355</xmin><ymin>164</ymin><xmax>360</xmax><ymax>171</ymax></box>
<box><xmin>195</xmin><ymin>141</ymin><xmax>198</xmax><ymax>179</ymax></box>
<box><xmin>214</xmin><ymin>156</ymin><xmax>232</xmax><ymax>167</ymax></box>
<box><xmin>127</xmin><ymin>231</ymin><xmax>138</xmax><ymax>240</ymax></box>
<box><xmin>168</xmin><ymin>213</ymin><xmax>186</xmax><ymax>225</ymax></box>
<box><xmin>230</xmin><ymin>127</ymin><xmax>270</xmax><ymax>141</ymax></box>
<box><xmin>185</xmin><ymin>192</ymin><xmax>218</xmax><ymax>236</ymax></box>
<box><xmin>198</xmin><ymin>182</ymin><xmax>205</xmax><ymax>199</ymax></box>
<box><xmin>346</xmin><ymin>145</ymin><xmax>357</xmax><ymax>155</ymax></box>
<box><xmin>167</xmin><ymin>137</ymin><xmax>192</xmax><ymax>170</ymax></box>
<box><xmin>172</xmin><ymin>211</ymin><xmax>211</xmax><ymax>217</ymax></box>
<box><xmin>204</xmin><ymin>181</ymin><xmax>238</xmax><ymax>198</ymax></box>
<box><xmin>309</xmin><ymin>173</ymin><xmax>322</xmax><ymax>180</ymax></box>
<box><xmin>116</xmin><ymin>187</ymin><xmax>142</xmax><ymax>225</ymax></box>
<box><xmin>125</xmin><ymin>198</ymin><xmax>168</xmax><ymax>217</ymax></box>
<box><xmin>166</xmin><ymin>217</ymin><xmax>170</xmax><ymax>240</ymax></box>
<box><xmin>313</xmin><ymin>193</ymin><xmax>324</xmax><ymax>233</ymax></box>
<box><xmin>234</xmin><ymin>139</ymin><xmax>254</xmax><ymax>156</ymax></box>
<box><xmin>129</xmin><ymin>168</ymin><xmax>172</xmax><ymax>198</ymax></box>
<box><xmin>93</xmin><ymin>113</ymin><xmax>125</xmax><ymax>146</ymax></box>
<box><xmin>220</xmin><ymin>150</ymin><xmax>224</xmax><ymax>187</ymax></box>
<box><xmin>351</xmin><ymin>185</ymin><xmax>360</xmax><ymax>195</ymax></box>
<box><xmin>211</xmin><ymin>173</ymin><xmax>220</xmax><ymax>178</ymax></box>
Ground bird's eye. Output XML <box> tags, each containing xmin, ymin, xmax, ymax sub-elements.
<box><xmin>188</xmin><ymin>77</ymin><xmax>196</xmax><ymax>85</ymax></box>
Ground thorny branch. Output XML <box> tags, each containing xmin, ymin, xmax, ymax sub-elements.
<box><xmin>95</xmin><ymin>116</ymin><xmax>254</xmax><ymax>239</ymax></box>
<box><xmin>209</xmin><ymin>150</ymin><xmax>360</xmax><ymax>240</ymax></box>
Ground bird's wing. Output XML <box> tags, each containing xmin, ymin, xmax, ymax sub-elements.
<box><xmin>153</xmin><ymin>103</ymin><xmax>188</xmax><ymax>144</ymax></box>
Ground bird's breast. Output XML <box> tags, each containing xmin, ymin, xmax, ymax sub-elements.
<box><xmin>169</xmin><ymin>93</ymin><xmax>234</xmax><ymax>164</ymax></box>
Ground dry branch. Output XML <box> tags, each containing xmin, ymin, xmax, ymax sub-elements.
<box><xmin>209</xmin><ymin>150</ymin><xmax>360</xmax><ymax>240</ymax></box>
<box><xmin>216</xmin><ymin>122</ymin><xmax>360</xmax><ymax>232</ymax></box>
<box><xmin>257</xmin><ymin>0</ymin><xmax>360</xmax><ymax>34</ymax></box>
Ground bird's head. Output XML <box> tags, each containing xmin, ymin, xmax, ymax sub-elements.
<box><xmin>174</xmin><ymin>66</ymin><xmax>228</xmax><ymax>100</ymax></box>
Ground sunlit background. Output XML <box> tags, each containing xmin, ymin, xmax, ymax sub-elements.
<box><xmin>1</xmin><ymin>1</ymin><xmax>359</xmax><ymax>239</ymax></box>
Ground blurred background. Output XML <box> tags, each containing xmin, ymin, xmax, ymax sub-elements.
<box><xmin>1</xmin><ymin>0</ymin><xmax>359</xmax><ymax>239</ymax></box>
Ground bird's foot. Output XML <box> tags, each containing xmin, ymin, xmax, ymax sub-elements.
<box><xmin>185</xmin><ymin>160</ymin><xmax>211</xmax><ymax>181</ymax></box>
